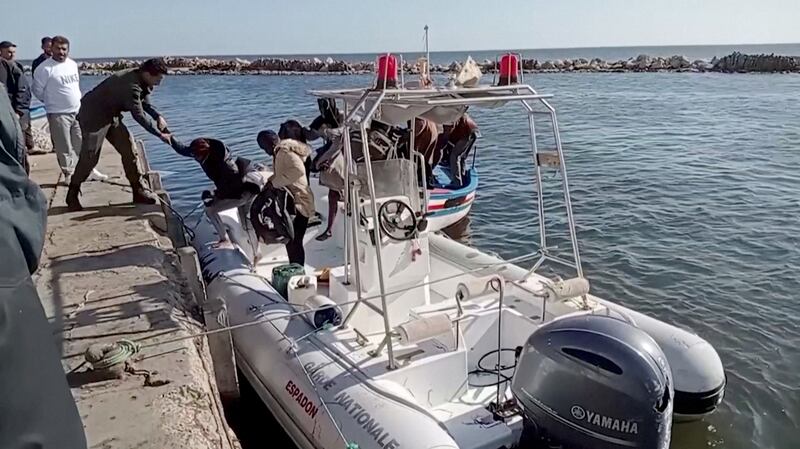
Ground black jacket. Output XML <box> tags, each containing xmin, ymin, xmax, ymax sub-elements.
<box><xmin>0</xmin><ymin>86</ymin><xmax>87</xmax><ymax>448</ymax></box>
<box><xmin>0</xmin><ymin>85</ymin><xmax>26</xmax><ymax>166</ymax></box>
<box><xmin>31</xmin><ymin>53</ymin><xmax>49</xmax><ymax>75</ymax></box>
<box><xmin>0</xmin><ymin>59</ymin><xmax>31</xmax><ymax>115</ymax></box>
<box><xmin>170</xmin><ymin>137</ymin><xmax>253</xmax><ymax>199</ymax></box>
<box><xmin>79</xmin><ymin>68</ymin><xmax>162</xmax><ymax>136</ymax></box>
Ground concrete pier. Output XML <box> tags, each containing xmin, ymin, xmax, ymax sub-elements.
<box><xmin>29</xmin><ymin>142</ymin><xmax>239</xmax><ymax>449</ymax></box>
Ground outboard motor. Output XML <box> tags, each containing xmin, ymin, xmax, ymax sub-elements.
<box><xmin>511</xmin><ymin>315</ymin><xmax>673</xmax><ymax>449</ymax></box>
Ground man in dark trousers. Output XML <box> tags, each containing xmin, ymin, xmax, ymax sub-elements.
<box><xmin>0</xmin><ymin>86</ymin><xmax>87</xmax><ymax>449</ymax></box>
<box><xmin>66</xmin><ymin>58</ymin><xmax>172</xmax><ymax>211</ymax></box>
<box><xmin>31</xmin><ymin>36</ymin><xmax>52</xmax><ymax>75</ymax></box>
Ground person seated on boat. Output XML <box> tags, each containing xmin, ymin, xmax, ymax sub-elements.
<box><xmin>438</xmin><ymin>113</ymin><xmax>478</xmax><ymax>187</ymax></box>
<box><xmin>266</xmin><ymin>125</ymin><xmax>315</xmax><ymax>266</ymax></box>
<box><xmin>412</xmin><ymin>117</ymin><xmax>439</xmax><ymax>189</ymax></box>
<box><xmin>169</xmin><ymin>136</ymin><xmax>266</xmax><ymax>262</ymax></box>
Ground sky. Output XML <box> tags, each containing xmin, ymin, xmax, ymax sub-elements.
<box><xmin>3</xmin><ymin>0</ymin><xmax>800</xmax><ymax>59</ymax></box>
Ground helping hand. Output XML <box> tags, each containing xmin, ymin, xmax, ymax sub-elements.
<box><xmin>159</xmin><ymin>132</ymin><xmax>172</xmax><ymax>144</ymax></box>
<box><xmin>157</xmin><ymin>116</ymin><xmax>169</xmax><ymax>132</ymax></box>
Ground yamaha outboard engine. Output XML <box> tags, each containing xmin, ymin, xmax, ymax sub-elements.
<box><xmin>511</xmin><ymin>315</ymin><xmax>673</xmax><ymax>449</ymax></box>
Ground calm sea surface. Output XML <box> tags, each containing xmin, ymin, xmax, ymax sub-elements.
<box><xmin>78</xmin><ymin>62</ymin><xmax>800</xmax><ymax>449</ymax></box>
<box><xmin>61</xmin><ymin>43</ymin><xmax>800</xmax><ymax>65</ymax></box>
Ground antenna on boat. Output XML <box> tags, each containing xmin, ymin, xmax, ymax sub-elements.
<box><xmin>424</xmin><ymin>24</ymin><xmax>430</xmax><ymax>72</ymax></box>
<box><xmin>420</xmin><ymin>24</ymin><xmax>431</xmax><ymax>86</ymax></box>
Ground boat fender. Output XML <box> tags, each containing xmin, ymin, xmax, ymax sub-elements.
<box><xmin>304</xmin><ymin>294</ymin><xmax>343</xmax><ymax>329</ymax></box>
<box><xmin>455</xmin><ymin>275</ymin><xmax>502</xmax><ymax>302</ymax></box>
<box><xmin>543</xmin><ymin>277</ymin><xmax>590</xmax><ymax>302</ymax></box>
<box><xmin>396</xmin><ymin>313</ymin><xmax>453</xmax><ymax>345</ymax></box>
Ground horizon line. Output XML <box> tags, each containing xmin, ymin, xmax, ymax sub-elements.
<box><xmin>51</xmin><ymin>41</ymin><xmax>800</xmax><ymax>61</ymax></box>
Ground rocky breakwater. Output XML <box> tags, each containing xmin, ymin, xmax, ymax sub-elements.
<box><xmin>711</xmin><ymin>52</ymin><xmax>799</xmax><ymax>73</ymax></box>
<box><xmin>78</xmin><ymin>56</ymin><xmax>374</xmax><ymax>75</ymax></box>
<box><xmin>75</xmin><ymin>53</ymin><xmax>800</xmax><ymax>76</ymax></box>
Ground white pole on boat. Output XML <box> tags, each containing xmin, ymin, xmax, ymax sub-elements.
<box><xmin>424</xmin><ymin>25</ymin><xmax>430</xmax><ymax>80</ymax></box>
<box><xmin>357</xmin><ymin>91</ymin><xmax>398</xmax><ymax>370</ymax></box>
<box><xmin>338</xmin><ymin>91</ymin><xmax>372</xmax><ymax>327</ymax></box>
<box><xmin>521</xmin><ymin>100</ymin><xmax>547</xmax><ymax>250</ymax></box>
<box><xmin>342</xmin><ymin>99</ymin><xmax>351</xmax><ymax>283</ymax></box>
<box><xmin>409</xmin><ymin>119</ymin><xmax>429</xmax><ymax>215</ymax></box>
<box><xmin>548</xmin><ymin>107</ymin><xmax>585</xmax><ymax>280</ymax></box>
<box><xmin>494</xmin><ymin>276</ymin><xmax>506</xmax><ymax>408</ymax></box>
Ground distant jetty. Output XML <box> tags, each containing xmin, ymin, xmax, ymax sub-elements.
<box><xmin>66</xmin><ymin>52</ymin><xmax>800</xmax><ymax>76</ymax></box>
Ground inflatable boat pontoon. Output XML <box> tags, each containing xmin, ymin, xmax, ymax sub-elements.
<box><xmin>191</xmin><ymin>61</ymin><xmax>725</xmax><ymax>449</ymax></box>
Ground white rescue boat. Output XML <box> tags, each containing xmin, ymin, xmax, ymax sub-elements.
<box><xmin>190</xmin><ymin>54</ymin><xmax>725</xmax><ymax>449</ymax></box>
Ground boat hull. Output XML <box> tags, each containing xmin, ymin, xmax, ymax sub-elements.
<box><xmin>205</xmin><ymin>269</ymin><xmax>460</xmax><ymax>449</ymax></box>
<box><xmin>427</xmin><ymin>234</ymin><xmax>727</xmax><ymax>420</ymax></box>
<box><xmin>425</xmin><ymin>168</ymin><xmax>477</xmax><ymax>231</ymax></box>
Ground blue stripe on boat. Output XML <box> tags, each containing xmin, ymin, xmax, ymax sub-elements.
<box><xmin>429</xmin><ymin>168</ymin><xmax>479</xmax><ymax>201</ymax></box>
<box><xmin>427</xmin><ymin>203</ymin><xmax>472</xmax><ymax>218</ymax></box>
<box><xmin>30</xmin><ymin>105</ymin><xmax>47</xmax><ymax>120</ymax></box>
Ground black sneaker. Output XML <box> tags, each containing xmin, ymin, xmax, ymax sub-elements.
<box><xmin>132</xmin><ymin>188</ymin><xmax>158</xmax><ymax>205</ymax></box>
<box><xmin>66</xmin><ymin>185</ymin><xmax>83</xmax><ymax>211</ymax></box>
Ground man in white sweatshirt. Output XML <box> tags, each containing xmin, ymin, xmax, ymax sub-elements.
<box><xmin>32</xmin><ymin>35</ymin><xmax>105</xmax><ymax>184</ymax></box>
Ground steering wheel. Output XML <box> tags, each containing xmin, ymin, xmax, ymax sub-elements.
<box><xmin>378</xmin><ymin>199</ymin><xmax>418</xmax><ymax>241</ymax></box>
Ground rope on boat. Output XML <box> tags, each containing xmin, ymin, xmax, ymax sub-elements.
<box><xmin>70</xmin><ymin>250</ymin><xmax>541</xmax><ymax>446</ymax></box>
<box><xmin>291</xmin><ymin>345</ymin><xmax>353</xmax><ymax>448</ymax></box>
<box><xmin>121</xmin><ymin>249</ymin><xmax>542</xmax><ymax>351</ymax></box>
<box><xmin>146</xmin><ymin>187</ymin><xmax>198</xmax><ymax>241</ymax></box>
<box><xmin>103</xmin><ymin>180</ymin><xmax>200</xmax><ymax>240</ymax></box>
<box><xmin>69</xmin><ymin>249</ymin><xmax>540</xmax><ymax>357</ymax></box>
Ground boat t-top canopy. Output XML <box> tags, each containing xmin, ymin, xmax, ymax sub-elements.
<box><xmin>309</xmin><ymin>84</ymin><xmax>554</xmax><ymax>126</ymax></box>
<box><xmin>305</xmin><ymin>74</ymin><xmax>584</xmax><ymax>372</ymax></box>
<box><xmin>307</xmin><ymin>80</ymin><xmax>582</xmax><ymax>286</ymax></box>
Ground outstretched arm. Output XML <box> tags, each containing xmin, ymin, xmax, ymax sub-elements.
<box><xmin>141</xmin><ymin>91</ymin><xmax>161</xmax><ymax>120</ymax></box>
<box><xmin>125</xmin><ymin>84</ymin><xmax>163</xmax><ymax>138</ymax></box>
<box><xmin>168</xmin><ymin>136</ymin><xmax>194</xmax><ymax>158</ymax></box>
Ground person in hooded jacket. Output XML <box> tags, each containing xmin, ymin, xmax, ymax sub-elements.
<box><xmin>271</xmin><ymin>121</ymin><xmax>315</xmax><ymax>265</ymax></box>
<box><xmin>170</xmin><ymin>136</ymin><xmax>265</xmax><ymax>263</ymax></box>
<box><xmin>0</xmin><ymin>83</ymin><xmax>88</xmax><ymax>449</ymax></box>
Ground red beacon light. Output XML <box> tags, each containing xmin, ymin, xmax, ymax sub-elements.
<box><xmin>498</xmin><ymin>52</ymin><xmax>520</xmax><ymax>86</ymax></box>
<box><xmin>376</xmin><ymin>53</ymin><xmax>398</xmax><ymax>89</ymax></box>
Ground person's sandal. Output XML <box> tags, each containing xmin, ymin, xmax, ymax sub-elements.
<box><xmin>315</xmin><ymin>230</ymin><xmax>333</xmax><ymax>241</ymax></box>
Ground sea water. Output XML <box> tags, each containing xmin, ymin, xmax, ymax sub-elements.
<box><xmin>77</xmin><ymin>51</ymin><xmax>800</xmax><ymax>448</ymax></box>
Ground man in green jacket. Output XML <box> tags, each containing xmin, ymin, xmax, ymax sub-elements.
<box><xmin>67</xmin><ymin>58</ymin><xmax>172</xmax><ymax>211</ymax></box>
<box><xmin>0</xmin><ymin>85</ymin><xmax>87</xmax><ymax>449</ymax></box>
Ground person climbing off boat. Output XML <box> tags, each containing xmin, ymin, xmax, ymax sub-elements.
<box><xmin>268</xmin><ymin>124</ymin><xmax>315</xmax><ymax>265</ymax></box>
<box><xmin>259</xmin><ymin>121</ymin><xmax>323</xmax><ymax>227</ymax></box>
<box><xmin>169</xmin><ymin>136</ymin><xmax>266</xmax><ymax>263</ymax></box>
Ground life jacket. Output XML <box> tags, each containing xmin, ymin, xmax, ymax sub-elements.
<box><xmin>249</xmin><ymin>185</ymin><xmax>296</xmax><ymax>244</ymax></box>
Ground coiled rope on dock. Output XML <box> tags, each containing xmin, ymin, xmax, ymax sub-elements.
<box><xmin>84</xmin><ymin>339</ymin><xmax>140</xmax><ymax>370</ymax></box>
